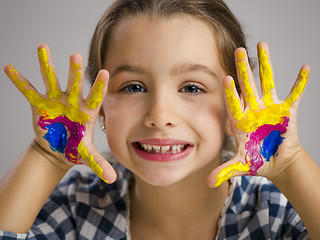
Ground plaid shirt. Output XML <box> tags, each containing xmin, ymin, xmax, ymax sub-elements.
<box><xmin>0</xmin><ymin>163</ymin><xmax>309</xmax><ymax>240</ymax></box>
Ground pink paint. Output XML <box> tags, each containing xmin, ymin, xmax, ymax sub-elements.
<box><xmin>38</xmin><ymin>116</ymin><xmax>86</xmax><ymax>163</ymax></box>
<box><xmin>245</xmin><ymin>117</ymin><xmax>289</xmax><ymax>175</ymax></box>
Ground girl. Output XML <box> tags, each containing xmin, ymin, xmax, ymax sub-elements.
<box><xmin>1</xmin><ymin>0</ymin><xmax>319</xmax><ymax>239</ymax></box>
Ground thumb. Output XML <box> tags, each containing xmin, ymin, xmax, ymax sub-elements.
<box><xmin>78</xmin><ymin>142</ymin><xmax>117</xmax><ymax>183</ymax></box>
<box><xmin>207</xmin><ymin>154</ymin><xmax>251</xmax><ymax>188</ymax></box>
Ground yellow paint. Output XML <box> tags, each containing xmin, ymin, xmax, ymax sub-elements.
<box><xmin>67</xmin><ymin>62</ymin><xmax>81</xmax><ymax>107</ymax></box>
<box><xmin>228</xmin><ymin>49</ymin><xmax>309</xmax><ymax>133</ymax></box>
<box><xmin>215</xmin><ymin>161</ymin><xmax>251</xmax><ymax>187</ymax></box>
<box><xmin>225</xmin><ymin>81</ymin><xmax>245</xmax><ymax>121</ymax></box>
<box><xmin>284</xmin><ymin>69</ymin><xmax>309</xmax><ymax>107</ymax></box>
<box><xmin>217</xmin><ymin>48</ymin><xmax>310</xmax><ymax>187</ymax></box>
<box><xmin>236</xmin><ymin>105</ymin><xmax>290</xmax><ymax>132</ymax></box>
<box><xmin>87</xmin><ymin>78</ymin><xmax>105</xmax><ymax>109</ymax></box>
<box><xmin>237</xmin><ymin>51</ymin><xmax>259</xmax><ymax>111</ymax></box>
<box><xmin>8</xmin><ymin>66</ymin><xmax>28</xmax><ymax>92</ymax></box>
<box><xmin>8</xmin><ymin>65</ymin><xmax>42</xmax><ymax>107</ymax></box>
<box><xmin>8</xmin><ymin>51</ymin><xmax>110</xmax><ymax>182</ymax></box>
<box><xmin>258</xmin><ymin>47</ymin><xmax>275</xmax><ymax>106</ymax></box>
<box><xmin>8</xmin><ymin>54</ymin><xmax>90</xmax><ymax>124</ymax></box>
<box><xmin>68</xmin><ymin>153</ymin><xmax>77</xmax><ymax>162</ymax></box>
<box><xmin>38</xmin><ymin>48</ymin><xmax>60</xmax><ymax>99</ymax></box>
<box><xmin>78</xmin><ymin>142</ymin><xmax>108</xmax><ymax>183</ymax></box>
<box><xmin>235</xmin><ymin>69</ymin><xmax>309</xmax><ymax>132</ymax></box>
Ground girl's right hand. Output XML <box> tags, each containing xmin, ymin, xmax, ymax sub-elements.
<box><xmin>4</xmin><ymin>44</ymin><xmax>117</xmax><ymax>183</ymax></box>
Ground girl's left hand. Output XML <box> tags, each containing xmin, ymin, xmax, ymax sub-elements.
<box><xmin>208</xmin><ymin>41</ymin><xmax>310</xmax><ymax>188</ymax></box>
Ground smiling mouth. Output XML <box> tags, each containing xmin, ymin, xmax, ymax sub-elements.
<box><xmin>135</xmin><ymin>142</ymin><xmax>189</xmax><ymax>154</ymax></box>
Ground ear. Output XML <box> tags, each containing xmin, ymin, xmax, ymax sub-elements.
<box><xmin>225</xmin><ymin>118</ymin><xmax>234</xmax><ymax>137</ymax></box>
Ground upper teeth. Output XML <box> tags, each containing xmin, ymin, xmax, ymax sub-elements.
<box><xmin>140</xmin><ymin>143</ymin><xmax>186</xmax><ymax>154</ymax></box>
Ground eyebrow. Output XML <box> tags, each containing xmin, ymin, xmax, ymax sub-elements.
<box><xmin>171</xmin><ymin>63</ymin><xmax>218</xmax><ymax>80</ymax></box>
<box><xmin>109</xmin><ymin>62</ymin><xmax>218</xmax><ymax>80</ymax></box>
<box><xmin>109</xmin><ymin>64</ymin><xmax>147</xmax><ymax>78</ymax></box>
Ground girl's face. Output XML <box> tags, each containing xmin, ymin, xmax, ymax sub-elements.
<box><xmin>102</xmin><ymin>15</ymin><xmax>229</xmax><ymax>186</ymax></box>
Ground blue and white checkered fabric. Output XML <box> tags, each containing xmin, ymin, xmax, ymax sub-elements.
<box><xmin>217</xmin><ymin>176</ymin><xmax>309</xmax><ymax>239</ymax></box>
<box><xmin>0</xmin><ymin>163</ymin><xmax>309</xmax><ymax>240</ymax></box>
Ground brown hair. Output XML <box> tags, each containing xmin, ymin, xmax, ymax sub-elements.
<box><xmin>86</xmin><ymin>0</ymin><xmax>251</xmax><ymax>95</ymax></box>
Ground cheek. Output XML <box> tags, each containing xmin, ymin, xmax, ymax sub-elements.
<box><xmin>103</xmin><ymin>95</ymin><xmax>137</xmax><ymax>130</ymax></box>
<box><xmin>102</xmin><ymin>96</ymin><xmax>142</xmax><ymax>158</ymax></box>
<box><xmin>103</xmin><ymin>98</ymin><xmax>128</xmax><ymax>153</ymax></box>
<box><xmin>104</xmin><ymin>114</ymin><xmax>131</xmax><ymax>167</ymax></box>
<box><xmin>190</xmin><ymin>100</ymin><xmax>227</xmax><ymax>150</ymax></box>
<box><xmin>197</xmin><ymin>111</ymin><xmax>226</xmax><ymax>140</ymax></box>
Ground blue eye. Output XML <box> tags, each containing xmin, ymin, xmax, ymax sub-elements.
<box><xmin>120</xmin><ymin>83</ymin><xmax>146</xmax><ymax>94</ymax></box>
<box><xmin>127</xmin><ymin>84</ymin><xmax>145</xmax><ymax>93</ymax></box>
<box><xmin>184</xmin><ymin>85</ymin><xmax>200</xmax><ymax>93</ymax></box>
<box><xmin>180</xmin><ymin>83</ymin><xmax>206</xmax><ymax>95</ymax></box>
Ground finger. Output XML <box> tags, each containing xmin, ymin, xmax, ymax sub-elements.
<box><xmin>4</xmin><ymin>64</ymin><xmax>41</xmax><ymax>105</ymax></box>
<box><xmin>37</xmin><ymin>44</ymin><xmax>61</xmax><ymax>99</ymax></box>
<box><xmin>66</xmin><ymin>53</ymin><xmax>84</xmax><ymax>107</ymax></box>
<box><xmin>223</xmin><ymin>75</ymin><xmax>245</xmax><ymax>122</ymax></box>
<box><xmin>207</xmin><ymin>155</ymin><xmax>251</xmax><ymax>188</ymax></box>
<box><xmin>85</xmin><ymin>70</ymin><xmax>109</xmax><ymax>110</ymax></box>
<box><xmin>284</xmin><ymin>64</ymin><xmax>310</xmax><ymax>110</ymax></box>
<box><xmin>235</xmin><ymin>48</ymin><xmax>260</xmax><ymax>111</ymax></box>
<box><xmin>77</xmin><ymin>142</ymin><xmax>117</xmax><ymax>183</ymax></box>
<box><xmin>257</xmin><ymin>42</ymin><xmax>279</xmax><ymax>106</ymax></box>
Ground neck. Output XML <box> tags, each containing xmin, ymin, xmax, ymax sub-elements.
<box><xmin>130</xmin><ymin>161</ymin><xmax>230</xmax><ymax>239</ymax></box>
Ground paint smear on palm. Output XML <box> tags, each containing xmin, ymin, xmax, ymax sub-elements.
<box><xmin>216</xmin><ymin>48</ymin><xmax>309</xmax><ymax>187</ymax></box>
<box><xmin>8</xmin><ymin>48</ymin><xmax>107</xmax><ymax>182</ymax></box>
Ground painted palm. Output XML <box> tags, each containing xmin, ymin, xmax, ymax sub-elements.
<box><xmin>214</xmin><ymin>45</ymin><xmax>309</xmax><ymax>187</ymax></box>
<box><xmin>7</xmin><ymin>48</ymin><xmax>107</xmax><ymax>181</ymax></box>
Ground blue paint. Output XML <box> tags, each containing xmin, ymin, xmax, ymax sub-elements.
<box><xmin>43</xmin><ymin>122</ymin><xmax>68</xmax><ymax>153</ymax></box>
<box><xmin>261</xmin><ymin>130</ymin><xmax>284</xmax><ymax>162</ymax></box>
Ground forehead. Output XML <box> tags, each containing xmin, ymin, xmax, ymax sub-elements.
<box><xmin>112</xmin><ymin>13</ymin><xmax>215</xmax><ymax>36</ymax></box>
<box><xmin>104</xmin><ymin>14</ymin><xmax>223</xmax><ymax>76</ymax></box>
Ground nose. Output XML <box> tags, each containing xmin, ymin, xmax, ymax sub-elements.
<box><xmin>144</xmin><ymin>92</ymin><xmax>179</xmax><ymax>129</ymax></box>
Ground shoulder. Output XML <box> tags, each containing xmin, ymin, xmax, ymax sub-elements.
<box><xmin>217</xmin><ymin>176</ymin><xmax>308</xmax><ymax>239</ymax></box>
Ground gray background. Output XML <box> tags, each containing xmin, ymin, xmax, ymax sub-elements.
<box><xmin>0</xmin><ymin>1</ymin><xmax>319</xmax><ymax>179</ymax></box>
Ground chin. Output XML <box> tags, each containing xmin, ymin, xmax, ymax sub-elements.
<box><xmin>135</xmin><ymin>171</ymin><xmax>190</xmax><ymax>187</ymax></box>
<box><xmin>131</xmin><ymin>161</ymin><xmax>210</xmax><ymax>187</ymax></box>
